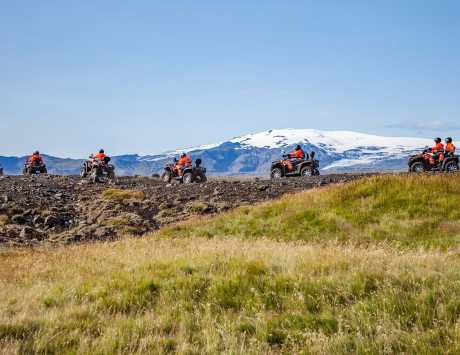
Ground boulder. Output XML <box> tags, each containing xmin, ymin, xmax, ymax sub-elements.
<box><xmin>11</xmin><ymin>214</ymin><xmax>27</xmax><ymax>224</ymax></box>
<box><xmin>44</xmin><ymin>215</ymin><xmax>61</xmax><ymax>228</ymax></box>
<box><xmin>20</xmin><ymin>226</ymin><xmax>44</xmax><ymax>240</ymax></box>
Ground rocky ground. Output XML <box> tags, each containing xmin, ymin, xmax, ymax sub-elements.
<box><xmin>0</xmin><ymin>174</ymin><xmax>373</xmax><ymax>246</ymax></box>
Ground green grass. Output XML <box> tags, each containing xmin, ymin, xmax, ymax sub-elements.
<box><xmin>162</xmin><ymin>174</ymin><xmax>460</xmax><ymax>248</ymax></box>
<box><xmin>2</xmin><ymin>174</ymin><xmax>460</xmax><ymax>354</ymax></box>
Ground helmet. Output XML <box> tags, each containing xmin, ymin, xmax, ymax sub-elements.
<box><xmin>295</xmin><ymin>145</ymin><xmax>302</xmax><ymax>150</ymax></box>
<box><xmin>99</xmin><ymin>149</ymin><xmax>105</xmax><ymax>153</ymax></box>
<box><xmin>181</xmin><ymin>153</ymin><xmax>186</xmax><ymax>158</ymax></box>
<box><xmin>445</xmin><ymin>137</ymin><xmax>453</xmax><ymax>143</ymax></box>
<box><xmin>434</xmin><ymin>138</ymin><xmax>441</xmax><ymax>144</ymax></box>
<box><xmin>34</xmin><ymin>151</ymin><xmax>39</xmax><ymax>155</ymax></box>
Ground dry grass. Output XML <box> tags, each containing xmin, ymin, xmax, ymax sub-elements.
<box><xmin>1</xmin><ymin>236</ymin><xmax>460</xmax><ymax>354</ymax></box>
<box><xmin>2</xmin><ymin>174</ymin><xmax>460</xmax><ymax>354</ymax></box>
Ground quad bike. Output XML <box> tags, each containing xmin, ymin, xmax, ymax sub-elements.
<box><xmin>23</xmin><ymin>161</ymin><xmax>47</xmax><ymax>175</ymax></box>
<box><xmin>161</xmin><ymin>159</ymin><xmax>207</xmax><ymax>184</ymax></box>
<box><xmin>408</xmin><ymin>150</ymin><xmax>459</xmax><ymax>173</ymax></box>
<box><xmin>81</xmin><ymin>157</ymin><xmax>116</xmax><ymax>183</ymax></box>
<box><xmin>271</xmin><ymin>152</ymin><xmax>320</xmax><ymax>179</ymax></box>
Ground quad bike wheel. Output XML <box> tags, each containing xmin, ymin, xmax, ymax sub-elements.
<box><xmin>445</xmin><ymin>161</ymin><xmax>459</xmax><ymax>172</ymax></box>
<box><xmin>182</xmin><ymin>172</ymin><xmax>194</xmax><ymax>184</ymax></box>
<box><xmin>107</xmin><ymin>168</ymin><xmax>116</xmax><ymax>180</ymax></box>
<box><xmin>80</xmin><ymin>163</ymin><xmax>89</xmax><ymax>178</ymax></box>
<box><xmin>300</xmin><ymin>166</ymin><xmax>312</xmax><ymax>177</ymax></box>
<box><xmin>90</xmin><ymin>169</ymin><xmax>100</xmax><ymax>183</ymax></box>
<box><xmin>194</xmin><ymin>172</ymin><xmax>207</xmax><ymax>183</ymax></box>
<box><xmin>161</xmin><ymin>170</ymin><xmax>172</xmax><ymax>183</ymax></box>
<box><xmin>40</xmin><ymin>166</ymin><xmax>47</xmax><ymax>174</ymax></box>
<box><xmin>271</xmin><ymin>167</ymin><xmax>283</xmax><ymax>179</ymax></box>
<box><xmin>409</xmin><ymin>162</ymin><xmax>425</xmax><ymax>173</ymax></box>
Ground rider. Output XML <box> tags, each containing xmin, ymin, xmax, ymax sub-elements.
<box><xmin>430</xmin><ymin>138</ymin><xmax>445</xmax><ymax>165</ymax></box>
<box><xmin>289</xmin><ymin>145</ymin><xmax>306</xmax><ymax>160</ymax></box>
<box><xmin>28</xmin><ymin>151</ymin><xmax>44</xmax><ymax>165</ymax></box>
<box><xmin>93</xmin><ymin>149</ymin><xmax>107</xmax><ymax>161</ymax></box>
<box><xmin>286</xmin><ymin>145</ymin><xmax>306</xmax><ymax>170</ymax></box>
<box><xmin>283</xmin><ymin>145</ymin><xmax>306</xmax><ymax>172</ymax></box>
<box><xmin>176</xmin><ymin>153</ymin><xmax>192</xmax><ymax>176</ymax></box>
<box><xmin>445</xmin><ymin>137</ymin><xmax>456</xmax><ymax>156</ymax></box>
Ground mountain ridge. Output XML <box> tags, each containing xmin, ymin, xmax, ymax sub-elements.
<box><xmin>0</xmin><ymin>129</ymin><xmax>431</xmax><ymax>175</ymax></box>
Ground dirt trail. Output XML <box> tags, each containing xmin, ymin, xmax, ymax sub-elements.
<box><xmin>0</xmin><ymin>174</ymin><xmax>372</xmax><ymax>246</ymax></box>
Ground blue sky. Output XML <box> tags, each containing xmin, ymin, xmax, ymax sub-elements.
<box><xmin>1</xmin><ymin>0</ymin><xmax>459</xmax><ymax>157</ymax></box>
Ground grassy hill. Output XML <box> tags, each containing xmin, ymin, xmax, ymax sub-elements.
<box><xmin>1</xmin><ymin>175</ymin><xmax>460</xmax><ymax>354</ymax></box>
<box><xmin>163</xmin><ymin>174</ymin><xmax>460</xmax><ymax>249</ymax></box>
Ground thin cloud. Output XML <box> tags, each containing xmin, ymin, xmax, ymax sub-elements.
<box><xmin>386</xmin><ymin>120</ymin><xmax>460</xmax><ymax>131</ymax></box>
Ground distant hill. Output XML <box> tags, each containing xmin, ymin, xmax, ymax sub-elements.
<box><xmin>0</xmin><ymin>129</ymin><xmax>431</xmax><ymax>175</ymax></box>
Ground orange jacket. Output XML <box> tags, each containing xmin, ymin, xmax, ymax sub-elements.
<box><xmin>94</xmin><ymin>152</ymin><xmax>106</xmax><ymax>160</ymax></box>
<box><xmin>432</xmin><ymin>143</ymin><xmax>444</xmax><ymax>153</ymax></box>
<box><xmin>29</xmin><ymin>154</ymin><xmax>43</xmax><ymax>164</ymax></box>
<box><xmin>178</xmin><ymin>155</ymin><xmax>192</xmax><ymax>167</ymax></box>
<box><xmin>289</xmin><ymin>149</ymin><xmax>305</xmax><ymax>159</ymax></box>
<box><xmin>446</xmin><ymin>143</ymin><xmax>456</xmax><ymax>154</ymax></box>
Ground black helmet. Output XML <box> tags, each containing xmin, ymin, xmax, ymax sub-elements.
<box><xmin>446</xmin><ymin>137</ymin><xmax>453</xmax><ymax>143</ymax></box>
<box><xmin>99</xmin><ymin>149</ymin><xmax>105</xmax><ymax>153</ymax></box>
<box><xmin>434</xmin><ymin>137</ymin><xmax>441</xmax><ymax>144</ymax></box>
<box><xmin>34</xmin><ymin>151</ymin><xmax>39</xmax><ymax>155</ymax></box>
<box><xmin>296</xmin><ymin>144</ymin><xmax>302</xmax><ymax>150</ymax></box>
<box><xmin>181</xmin><ymin>153</ymin><xmax>186</xmax><ymax>158</ymax></box>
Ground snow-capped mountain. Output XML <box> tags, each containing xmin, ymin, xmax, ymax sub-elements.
<box><xmin>0</xmin><ymin>129</ymin><xmax>432</xmax><ymax>175</ymax></box>
<box><xmin>232</xmin><ymin>129</ymin><xmax>429</xmax><ymax>154</ymax></box>
<box><xmin>140</xmin><ymin>129</ymin><xmax>431</xmax><ymax>173</ymax></box>
<box><xmin>231</xmin><ymin>129</ymin><xmax>431</xmax><ymax>170</ymax></box>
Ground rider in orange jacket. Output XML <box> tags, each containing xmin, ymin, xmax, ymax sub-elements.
<box><xmin>432</xmin><ymin>138</ymin><xmax>444</xmax><ymax>153</ymax></box>
<box><xmin>445</xmin><ymin>137</ymin><xmax>456</xmax><ymax>155</ymax></box>
<box><xmin>28</xmin><ymin>151</ymin><xmax>43</xmax><ymax>165</ymax></box>
<box><xmin>285</xmin><ymin>145</ymin><xmax>306</xmax><ymax>171</ymax></box>
<box><xmin>288</xmin><ymin>145</ymin><xmax>306</xmax><ymax>160</ymax></box>
<box><xmin>431</xmin><ymin>138</ymin><xmax>445</xmax><ymax>164</ymax></box>
<box><xmin>176</xmin><ymin>153</ymin><xmax>192</xmax><ymax>176</ymax></box>
<box><xmin>93</xmin><ymin>149</ymin><xmax>107</xmax><ymax>161</ymax></box>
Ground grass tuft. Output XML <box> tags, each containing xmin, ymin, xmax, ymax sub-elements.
<box><xmin>102</xmin><ymin>188</ymin><xmax>145</xmax><ymax>202</ymax></box>
<box><xmin>0</xmin><ymin>214</ymin><xmax>9</xmax><ymax>226</ymax></box>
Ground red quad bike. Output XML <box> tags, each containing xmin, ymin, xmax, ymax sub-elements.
<box><xmin>81</xmin><ymin>156</ymin><xmax>116</xmax><ymax>183</ymax></box>
<box><xmin>271</xmin><ymin>152</ymin><xmax>320</xmax><ymax>179</ymax></box>
<box><xmin>408</xmin><ymin>149</ymin><xmax>459</xmax><ymax>173</ymax></box>
<box><xmin>23</xmin><ymin>161</ymin><xmax>47</xmax><ymax>175</ymax></box>
<box><xmin>161</xmin><ymin>159</ymin><xmax>207</xmax><ymax>184</ymax></box>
